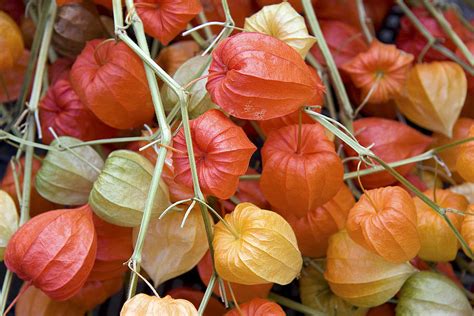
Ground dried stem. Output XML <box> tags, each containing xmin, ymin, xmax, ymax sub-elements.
<box><xmin>422</xmin><ymin>0</ymin><xmax>474</xmax><ymax>65</ymax></box>
<box><xmin>302</xmin><ymin>0</ymin><xmax>353</xmax><ymax>130</ymax></box>
<box><xmin>356</xmin><ymin>0</ymin><xmax>374</xmax><ymax>43</ymax></box>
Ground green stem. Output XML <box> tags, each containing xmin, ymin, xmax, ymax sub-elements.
<box><xmin>396</xmin><ymin>0</ymin><xmax>474</xmax><ymax>75</ymax></box>
<box><xmin>198</xmin><ymin>11</ymin><xmax>214</xmax><ymax>41</ymax></box>
<box><xmin>186</xmin><ymin>23</ymin><xmax>207</xmax><ymax>49</ymax></box>
<box><xmin>198</xmin><ymin>273</ymin><xmax>216</xmax><ymax>315</ymax></box>
<box><xmin>239</xmin><ymin>174</ymin><xmax>261</xmax><ymax>181</ymax></box>
<box><xmin>356</xmin><ymin>0</ymin><xmax>374</xmax><ymax>43</ymax></box>
<box><xmin>114</xmin><ymin>0</ymin><xmax>172</xmax><ymax>299</ymax></box>
<box><xmin>302</xmin><ymin>0</ymin><xmax>354</xmax><ymax>130</ymax></box>
<box><xmin>0</xmin><ymin>2</ymin><xmax>56</xmax><ymax>311</ymax></box>
<box><xmin>268</xmin><ymin>293</ymin><xmax>325</xmax><ymax>316</ymax></box>
<box><xmin>422</xmin><ymin>0</ymin><xmax>474</xmax><ymax>65</ymax></box>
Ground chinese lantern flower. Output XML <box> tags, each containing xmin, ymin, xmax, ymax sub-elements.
<box><xmin>16</xmin><ymin>285</ymin><xmax>86</xmax><ymax>316</ymax></box>
<box><xmin>206</xmin><ymin>32</ymin><xmax>324</xmax><ymax>120</ymax></box>
<box><xmin>1</xmin><ymin>157</ymin><xmax>61</xmax><ymax>217</ymax></box>
<box><xmin>88</xmin><ymin>212</ymin><xmax>133</xmax><ymax>281</ymax></box>
<box><xmin>135</xmin><ymin>204</ymin><xmax>209</xmax><ymax>286</ymax></box>
<box><xmin>344</xmin><ymin>118</ymin><xmax>432</xmax><ymax>189</ymax></box>
<box><xmin>414</xmin><ymin>189</ymin><xmax>468</xmax><ymax>262</ymax></box>
<box><xmin>260</xmin><ymin>124</ymin><xmax>344</xmax><ymax>217</ymax></box>
<box><xmin>197</xmin><ymin>251</ymin><xmax>273</xmax><ymax>303</ymax></box>
<box><xmin>0</xmin><ymin>49</ymin><xmax>28</xmax><ymax>103</ymax></box>
<box><xmin>39</xmin><ymin>79</ymin><xmax>116</xmax><ymax>144</ymax></box>
<box><xmin>461</xmin><ymin>205</ymin><xmax>474</xmax><ymax>259</ymax></box>
<box><xmin>224</xmin><ymin>298</ymin><xmax>285</xmax><ymax>316</ymax></box>
<box><xmin>325</xmin><ymin>230</ymin><xmax>416</xmax><ymax>308</ymax></box>
<box><xmin>70</xmin><ymin>39</ymin><xmax>155</xmax><ymax>129</ymax></box>
<box><xmin>120</xmin><ymin>293</ymin><xmax>198</xmax><ymax>315</ymax></box>
<box><xmin>346</xmin><ymin>186</ymin><xmax>420</xmax><ymax>263</ymax></box>
<box><xmin>0</xmin><ymin>11</ymin><xmax>24</xmax><ymax>70</ymax></box>
<box><xmin>4</xmin><ymin>206</ymin><xmax>97</xmax><ymax>300</ymax></box>
<box><xmin>156</xmin><ymin>40</ymin><xmax>201</xmax><ymax>76</ymax></box>
<box><xmin>286</xmin><ymin>184</ymin><xmax>354</xmax><ymax>258</ymax></box>
<box><xmin>432</xmin><ymin>117</ymin><xmax>474</xmax><ymax>172</ymax></box>
<box><xmin>0</xmin><ymin>190</ymin><xmax>18</xmax><ymax>260</ymax></box>
<box><xmin>89</xmin><ymin>150</ymin><xmax>170</xmax><ymax>227</ymax></box>
<box><xmin>341</xmin><ymin>40</ymin><xmax>414</xmax><ymax>104</ymax></box>
<box><xmin>258</xmin><ymin>108</ymin><xmax>316</xmax><ymax>136</ymax></box>
<box><xmin>213</xmin><ymin>203</ymin><xmax>302</xmax><ymax>285</ymax></box>
<box><xmin>173</xmin><ymin>109</ymin><xmax>256</xmax><ymax>199</ymax></box>
<box><xmin>244</xmin><ymin>2</ymin><xmax>316</xmax><ymax>58</ymax></box>
<box><xmin>457</xmin><ymin>125</ymin><xmax>474</xmax><ymax>182</ymax></box>
<box><xmin>35</xmin><ymin>137</ymin><xmax>104</xmax><ymax>206</ymax></box>
<box><xmin>397</xmin><ymin>272</ymin><xmax>472</xmax><ymax>315</ymax></box>
<box><xmin>135</xmin><ymin>0</ymin><xmax>202</xmax><ymax>45</ymax></box>
<box><xmin>395</xmin><ymin>62</ymin><xmax>467</xmax><ymax>137</ymax></box>
<box><xmin>300</xmin><ymin>262</ymin><xmax>369</xmax><ymax>316</ymax></box>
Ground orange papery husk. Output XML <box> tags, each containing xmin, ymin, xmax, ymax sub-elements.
<box><xmin>69</xmin><ymin>277</ymin><xmax>124</xmax><ymax>311</ymax></box>
<box><xmin>285</xmin><ymin>184</ymin><xmax>354</xmax><ymax>258</ymax></box>
<box><xmin>206</xmin><ymin>32</ymin><xmax>324</xmax><ymax>120</ymax></box>
<box><xmin>224</xmin><ymin>298</ymin><xmax>285</xmax><ymax>316</ymax></box>
<box><xmin>155</xmin><ymin>40</ymin><xmax>201</xmax><ymax>76</ymax></box>
<box><xmin>260</xmin><ymin>123</ymin><xmax>344</xmax><ymax>218</ymax></box>
<box><xmin>4</xmin><ymin>207</ymin><xmax>97</xmax><ymax>301</ymax></box>
<box><xmin>346</xmin><ymin>186</ymin><xmax>420</xmax><ymax>263</ymax></box>
<box><xmin>166</xmin><ymin>287</ymin><xmax>226</xmax><ymax>316</ymax></box>
<box><xmin>344</xmin><ymin>118</ymin><xmax>432</xmax><ymax>189</ymax></box>
<box><xmin>456</xmin><ymin>125</ymin><xmax>474</xmax><ymax>182</ymax></box>
<box><xmin>135</xmin><ymin>0</ymin><xmax>202</xmax><ymax>45</ymax></box>
<box><xmin>341</xmin><ymin>40</ymin><xmax>414</xmax><ymax>104</ymax></box>
<box><xmin>172</xmin><ymin>109</ymin><xmax>256</xmax><ymax>199</ymax></box>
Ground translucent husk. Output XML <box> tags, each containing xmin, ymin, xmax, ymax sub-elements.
<box><xmin>35</xmin><ymin>136</ymin><xmax>104</xmax><ymax>205</ymax></box>
<box><xmin>0</xmin><ymin>191</ymin><xmax>18</xmax><ymax>261</ymax></box>
<box><xmin>89</xmin><ymin>150</ymin><xmax>170</xmax><ymax>227</ymax></box>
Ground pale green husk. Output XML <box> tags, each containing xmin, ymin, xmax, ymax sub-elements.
<box><xmin>35</xmin><ymin>136</ymin><xmax>104</xmax><ymax>205</ymax></box>
<box><xmin>397</xmin><ymin>271</ymin><xmax>472</xmax><ymax>316</ymax></box>
<box><xmin>89</xmin><ymin>150</ymin><xmax>170</xmax><ymax>227</ymax></box>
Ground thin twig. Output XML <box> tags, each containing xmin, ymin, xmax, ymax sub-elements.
<box><xmin>356</xmin><ymin>0</ymin><xmax>374</xmax><ymax>43</ymax></box>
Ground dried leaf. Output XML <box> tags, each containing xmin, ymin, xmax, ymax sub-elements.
<box><xmin>213</xmin><ymin>203</ymin><xmax>302</xmax><ymax>285</ymax></box>
<box><xmin>35</xmin><ymin>136</ymin><xmax>104</xmax><ymax>205</ymax></box>
<box><xmin>135</xmin><ymin>205</ymin><xmax>209</xmax><ymax>286</ymax></box>
<box><xmin>0</xmin><ymin>190</ymin><xmax>17</xmax><ymax>260</ymax></box>
<box><xmin>395</xmin><ymin>62</ymin><xmax>467</xmax><ymax>137</ymax></box>
<box><xmin>244</xmin><ymin>2</ymin><xmax>316</xmax><ymax>58</ymax></box>
<box><xmin>161</xmin><ymin>55</ymin><xmax>218</xmax><ymax>119</ymax></box>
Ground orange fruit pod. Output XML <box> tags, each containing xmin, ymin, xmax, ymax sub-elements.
<box><xmin>0</xmin><ymin>49</ymin><xmax>29</xmax><ymax>103</ymax></box>
<box><xmin>135</xmin><ymin>0</ymin><xmax>202</xmax><ymax>45</ymax></box>
<box><xmin>456</xmin><ymin>125</ymin><xmax>474</xmax><ymax>182</ymax></box>
<box><xmin>88</xmin><ymin>211</ymin><xmax>133</xmax><ymax>281</ymax></box>
<box><xmin>461</xmin><ymin>204</ymin><xmax>474</xmax><ymax>258</ymax></box>
<box><xmin>346</xmin><ymin>186</ymin><xmax>420</xmax><ymax>263</ymax></box>
<box><xmin>206</xmin><ymin>32</ymin><xmax>324</xmax><ymax>120</ymax></box>
<box><xmin>39</xmin><ymin>79</ymin><xmax>116</xmax><ymax>144</ymax></box>
<box><xmin>70</xmin><ymin>39</ymin><xmax>155</xmax><ymax>130</ymax></box>
<box><xmin>15</xmin><ymin>285</ymin><xmax>85</xmax><ymax>316</ymax></box>
<box><xmin>197</xmin><ymin>251</ymin><xmax>273</xmax><ymax>304</ymax></box>
<box><xmin>224</xmin><ymin>298</ymin><xmax>285</xmax><ymax>316</ymax></box>
<box><xmin>286</xmin><ymin>184</ymin><xmax>355</xmax><ymax>258</ymax></box>
<box><xmin>260</xmin><ymin>123</ymin><xmax>344</xmax><ymax>218</ymax></box>
<box><xmin>342</xmin><ymin>40</ymin><xmax>414</xmax><ymax>104</ymax></box>
<box><xmin>4</xmin><ymin>206</ymin><xmax>97</xmax><ymax>301</ymax></box>
<box><xmin>1</xmin><ymin>157</ymin><xmax>61</xmax><ymax>217</ymax></box>
<box><xmin>172</xmin><ymin>109</ymin><xmax>256</xmax><ymax>199</ymax></box>
<box><xmin>258</xmin><ymin>108</ymin><xmax>316</xmax><ymax>136</ymax></box>
<box><xmin>198</xmin><ymin>0</ymin><xmax>255</xmax><ymax>33</ymax></box>
<box><xmin>0</xmin><ymin>10</ymin><xmax>24</xmax><ymax>70</ymax></box>
<box><xmin>414</xmin><ymin>189</ymin><xmax>468</xmax><ymax>262</ymax></box>
<box><xmin>69</xmin><ymin>277</ymin><xmax>123</xmax><ymax>311</ymax></box>
<box><xmin>213</xmin><ymin>203</ymin><xmax>302</xmax><ymax>285</ymax></box>
<box><xmin>431</xmin><ymin>117</ymin><xmax>474</xmax><ymax>172</ymax></box>
<box><xmin>155</xmin><ymin>41</ymin><xmax>201</xmax><ymax>76</ymax></box>
<box><xmin>345</xmin><ymin>118</ymin><xmax>432</xmax><ymax>189</ymax></box>
<box><xmin>120</xmin><ymin>293</ymin><xmax>198</xmax><ymax>315</ymax></box>
<box><xmin>325</xmin><ymin>230</ymin><xmax>416</xmax><ymax>308</ymax></box>
<box><xmin>166</xmin><ymin>287</ymin><xmax>226</xmax><ymax>316</ymax></box>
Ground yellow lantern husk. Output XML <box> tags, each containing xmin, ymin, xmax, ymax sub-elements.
<box><xmin>120</xmin><ymin>294</ymin><xmax>198</xmax><ymax>316</ymax></box>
